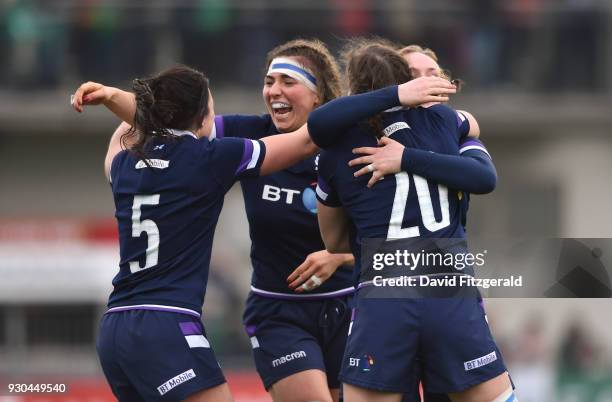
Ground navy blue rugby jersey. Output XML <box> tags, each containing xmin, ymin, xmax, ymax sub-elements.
<box><xmin>316</xmin><ymin>105</ymin><xmax>470</xmax><ymax>280</ymax></box>
<box><xmin>213</xmin><ymin>114</ymin><xmax>353</xmax><ymax>297</ymax></box>
<box><xmin>107</xmin><ymin>131</ymin><xmax>265</xmax><ymax>314</ymax></box>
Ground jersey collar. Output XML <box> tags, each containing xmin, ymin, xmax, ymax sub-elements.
<box><xmin>168</xmin><ymin>129</ymin><xmax>197</xmax><ymax>139</ymax></box>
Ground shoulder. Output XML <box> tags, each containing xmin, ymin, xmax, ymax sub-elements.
<box><xmin>424</xmin><ymin>104</ymin><xmax>463</xmax><ymax>126</ymax></box>
<box><xmin>317</xmin><ymin>149</ymin><xmax>335</xmax><ymax>171</ymax></box>
<box><xmin>216</xmin><ymin>114</ymin><xmax>275</xmax><ymax>139</ymax></box>
<box><xmin>318</xmin><ymin>127</ymin><xmax>370</xmax><ymax>174</ymax></box>
<box><xmin>205</xmin><ymin>136</ymin><xmax>249</xmax><ymax>155</ymax></box>
<box><xmin>411</xmin><ymin>104</ymin><xmax>465</xmax><ymax>141</ymax></box>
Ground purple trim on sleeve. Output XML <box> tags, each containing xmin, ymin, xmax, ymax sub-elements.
<box><xmin>235</xmin><ymin>139</ymin><xmax>254</xmax><ymax>175</ymax></box>
<box><xmin>179</xmin><ymin>321</ymin><xmax>203</xmax><ymax>336</ymax></box>
<box><xmin>460</xmin><ymin>139</ymin><xmax>483</xmax><ymax>148</ymax></box>
<box><xmin>245</xmin><ymin>325</ymin><xmax>257</xmax><ymax>337</ymax></box>
<box><xmin>456</xmin><ymin>111</ymin><xmax>463</xmax><ymax>127</ymax></box>
<box><xmin>317</xmin><ymin>177</ymin><xmax>331</xmax><ymax>193</ymax></box>
<box><xmin>214</xmin><ymin>115</ymin><xmax>224</xmax><ymax>139</ymax></box>
<box><xmin>350</xmin><ymin>308</ymin><xmax>356</xmax><ymax>321</ymax></box>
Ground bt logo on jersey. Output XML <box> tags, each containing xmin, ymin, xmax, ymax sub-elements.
<box><xmin>349</xmin><ymin>355</ymin><xmax>375</xmax><ymax>372</ymax></box>
<box><xmin>262</xmin><ymin>184</ymin><xmax>318</xmax><ymax>213</ymax></box>
<box><xmin>262</xmin><ymin>185</ymin><xmax>301</xmax><ymax>204</ymax></box>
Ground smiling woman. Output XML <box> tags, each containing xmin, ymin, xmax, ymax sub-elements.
<box><xmin>262</xmin><ymin>40</ymin><xmax>341</xmax><ymax>133</ymax></box>
<box><xmin>263</xmin><ymin>57</ymin><xmax>320</xmax><ymax>132</ymax></box>
<box><xmin>209</xmin><ymin>39</ymin><xmax>355</xmax><ymax>402</ymax></box>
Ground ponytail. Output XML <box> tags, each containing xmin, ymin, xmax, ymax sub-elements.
<box><xmin>121</xmin><ymin>65</ymin><xmax>211</xmax><ymax>159</ymax></box>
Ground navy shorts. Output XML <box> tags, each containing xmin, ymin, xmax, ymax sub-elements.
<box><xmin>340</xmin><ymin>288</ymin><xmax>507</xmax><ymax>394</ymax></box>
<box><xmin>243</xmin><ymin>292</ymin><xmax>352</xmax><ymax>390</ymax></box>
<box><xmin>96</xmin><ymin>309</ymin><xmax>226</xmax><ymax>401</ymax></box>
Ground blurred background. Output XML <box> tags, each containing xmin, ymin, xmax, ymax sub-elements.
<box><xmin>0</xmin><ymin>0</ymin><xmax>611</xmax><ymax>401</ymax></box>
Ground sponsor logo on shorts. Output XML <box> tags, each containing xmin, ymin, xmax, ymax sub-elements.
<box><xmin>349</xmin><ymin>354</ymin><xmax>375</xmax><ymax>372</ymax></box>
<box><xmin>271</xmin><ymin>351</ymin><xmax>307</xmax><ymax>367</ymax></box>
<box><xmin>464</xmin><ymin>351</ymin><xmax>497</xmax><ymax>371</ymax></box>
<box><xmin>157</xmin><ymin>369</ymin><xmax>196</xmax><ymax>395</ymax></box>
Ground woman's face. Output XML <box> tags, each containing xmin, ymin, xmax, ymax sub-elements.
<box><xmin>262</xmin><ymin>56</ymin><xmax>320</xmax><ymax>133</ymax></box>
<box><xmin>403</xmin><ymin>52</ymin><xmax>441</xmax><ymax>79</ymax></box>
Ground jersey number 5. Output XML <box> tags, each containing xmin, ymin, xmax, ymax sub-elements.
<box><xmin>129</xmin><ymin>194</ymin><xmax>160</xmax><ymax>273</ymax></box>
<box><xmin>387</xmin><ymin>173</ymin><xmax>450</xmax><ymax>240</ymax></box>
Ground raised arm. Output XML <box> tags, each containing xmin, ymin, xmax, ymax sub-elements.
<box><xmin>72</xmin><ymin>82</ymin><xmax>136</xmax><ymax>124</ymax></box>
<box><xmin>259</xmin><ymin>124</ymin><xmax>318</xmax><ymax>176</ymax></box>
<box><xmin>71</xmin><ymin>82</ymin><xmax>138</xmax><ymax>181</ymax></box>
<box><xmin>308</xmin><ymin>77</ymin><xmax>456</xmax><ymax>148</ymax></box>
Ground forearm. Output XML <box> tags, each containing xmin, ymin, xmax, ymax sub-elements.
<box><xmin>326</xmin><ymin>236</ymin><xmax>351</xmax><ymax>255</ymax></box>
<box><xmin>308</xmin><ymin>86</ymin><xmax>399</xmax><ymax>148</ymax></box>
<box><xmin>321</xmin><ymin>223</ymin><xmax>352</xmax><ymax>254</ymax></box>
<box><xmin>317</xmin><ymin>203</ymin><xmax>352</xmax><ymax>254</ymax></box>
<box><xmin>104</xmin><ymin>88</ymin><xmax>137</xmax><ymax>125</ymax></box>
<box><xmin>401</xmin><ymin>149</ymin><xmax>497</xmax><ymax>194</ymax></box>
<box><xmin>260</xmin><ymin>124</ymin><xmax>318</xmax><ymax>175</ymax></box>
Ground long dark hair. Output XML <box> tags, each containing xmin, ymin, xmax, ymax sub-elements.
<box><xmin>342</xmin><ymin>38</ymin><xmax>411</xmax><ymax>138</ymax></box>
<box><xmin>122</xmin><ymin>65</ymin><xmax>210</xmax><ymax>158</ymax></box>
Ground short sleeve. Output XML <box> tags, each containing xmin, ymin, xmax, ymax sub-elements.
<box><xmin>457</xmin><ymin>111</ymin><xmax>471</xmax><ymax>138</ymax></box>
<box><xmin>315</xmin><ymin>151</ymin><xmax>342</xmax><ymax>207</ymax></box>
<box><xmin>427</xmin><ymin>104</ymin><xmax>466</xmax><ymax>142</ymax></box>
<box><xmin>459</xmin><ymin>138</ymin><xmax>491</xmax><ymax>159</ymax></box>
<box><xmin>209</xmin><ymin>137</ymin><xmax>267</xmax><ymax>189</ymax></box>
<box><xmin>212</xmin><ymin>114</ymin><xmax>274</xmax><ymax>140</ymax></box>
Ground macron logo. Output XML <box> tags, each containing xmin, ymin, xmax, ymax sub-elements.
<box><xmin>464</xmin><ymin>351</ymin><xmax>497</xmax><ymax>371</ymax></box>
<box><xmin>158</xmin><ymin>369</ymin><xmax>196</xmax><ymax>395</ymax></box>
<box><xmin>272</xmin><ymin>351</ymin><xmax>307</xmax><ymax>367</ymax></box>
<box><xmin>135</xmin><ymin>159</ymin><xmax>170</xmax><ymax>169</ymax></box>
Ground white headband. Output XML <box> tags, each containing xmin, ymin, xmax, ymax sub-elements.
<box><xmin>267</xmin><ymin>57</ymin><xmax>318</xmax><ymax>93</ymax></box>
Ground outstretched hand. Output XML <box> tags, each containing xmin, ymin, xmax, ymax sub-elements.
<box><xmin>398</xmin><ymin>76</ymin><xmax>456</xmax><ymax>107</ymax></box>
<box><xmin>349</xmin><ymin>136</ymin><xmax>405</xmax><ymax>187</ymax></box>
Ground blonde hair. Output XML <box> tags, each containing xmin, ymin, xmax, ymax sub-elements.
<box><xmin>399</xmin><ymin>44</ymin><xmax>439</xmax><ymax>62</ymax></box>
<box><xmin>400</xmin><ymin>44</ymin><xmax>461</xmax><ymax>87</ymax></box>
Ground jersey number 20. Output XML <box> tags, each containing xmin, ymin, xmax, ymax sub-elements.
<box><xmin>129</xmin><ymin>194</ymin><xmax>160</xmax><ymax>273</ymax></box>
<box><xmin>387</xmin><ymin>172</ymin><xmax>450</xmax><ymax>239</ymax></box>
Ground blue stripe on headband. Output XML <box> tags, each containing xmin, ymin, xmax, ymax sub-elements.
<box><xmin>270</xmin><ymin>63</ymin><xmax>317</xmax><ymax>86</ymax></box>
